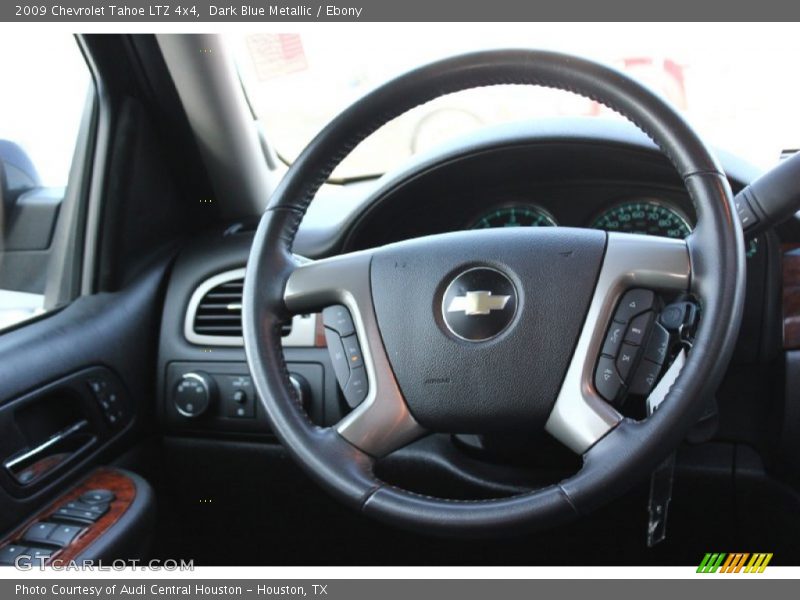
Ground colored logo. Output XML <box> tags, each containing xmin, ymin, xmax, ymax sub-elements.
<box><xmin>697</xmin><ymin>553</ymin><xmax>773</xmax><ymax>573</ymax></box>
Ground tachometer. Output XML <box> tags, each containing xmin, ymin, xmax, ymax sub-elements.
<box><xmin>471</xmin><ymin>205</ymin><xmax>557</xmax><ymax>229</ymax></box>
<box><xmin>591</xmin><ymin>200</ymin><xmax>691</xmax><ymax>239</ymax></box>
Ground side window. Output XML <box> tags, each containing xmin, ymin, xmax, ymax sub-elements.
<box><xmin>0</xmin><ymin>34</ymin><xmax>92</xmax><ymax>331</ymax></box>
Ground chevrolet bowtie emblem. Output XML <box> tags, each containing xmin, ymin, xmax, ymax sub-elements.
<box><xmin>446</xmin><ymin>290</ymin><xmax>511</xmax><ymax>316</ymax></box>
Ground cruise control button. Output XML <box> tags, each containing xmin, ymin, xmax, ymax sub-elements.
<box><xmin>625</xmin><ymin>311</ymin><xmax>653</xmax><ymax>346</ymax></box>
<box><xmin>595</xmin><ymin>356</ymin><xmax>625</xmax><ymax>403</ymax></box>
<box><xmin>644</xmin><ymin>323</ymin><xmax>671</xmax><ymax>365</ymax></box>
<box><xmin>341</xmin><ymin>335</ymin><xmax>364</xmax><ymax>369</ymax></box>
<box><xmin>601</xmin><ymin>321</ymin><xmax>626</xmax><ymax>357</ymax></box>
<box><xmin>324</xmin><ymin>328</ymin><xmax>350</xmax><ymax>389</ymax></box>
<box><xmin>21</xmin><ymin>522</ymin><xmax>56</xmax><ymax>546</ymax></box>
<box><xmin>629</xmin><ymin>359</ymin><xmax>662</xmax><ymax>396</ymax></box>
<box><xmin>48</xmin><ymin>524</ymin><xmax>84</xmax><ymax>547</ymax></box>
<box><xmin>659</xmin><ymin>303</ymin><xmax>686</xmax><ymax>330</ymax></box>
<box><xmin>735</xmin><ymin>195</ymin><xmax>759</xmax><ymax>230</ymax></box>
<box><xmin>614</xmin><ymin>289</ymin><xmax>655</xmax><ymax>323</ymax></box>
<box><xmin>322</xmin><ymin>305</ymin><xmax>355</xmax><ymax>337</ymax></box>
<box><xmin>343</xmin><ymin>366</ymin><xmax>368</xmax><ymax>408</ymax></box>
<box><xmin>616</xmin><ymin>343</ymin><xmax>640</xmax><ymax>381</ymax></box>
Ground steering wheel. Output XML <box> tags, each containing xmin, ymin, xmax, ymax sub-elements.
<box><xmin>243</xmin><ymin>50</ymin><xmax>745</xmax><ymax>536</ymax></box>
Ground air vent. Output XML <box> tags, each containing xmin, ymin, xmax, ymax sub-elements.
<box><xmin>193</xmin><ymin>278</ymin><xmax>247</xmax><ymax>338</ymax></box>
<box><xmin>185</xmin><ymin>268</ymin><xmax>308</xmax><ymax>347</ymax></box>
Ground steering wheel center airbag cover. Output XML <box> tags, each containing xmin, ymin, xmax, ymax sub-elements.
<box><xmin>370</xmin><ymin>227</ymin><xmax>606</xmax><ymax>433</ymax></box>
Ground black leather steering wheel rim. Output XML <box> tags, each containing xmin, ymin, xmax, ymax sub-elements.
<box><xmin>243</xmin><ymin>50</ymin><xmax>746</xmax><ymax>536</ymax></box>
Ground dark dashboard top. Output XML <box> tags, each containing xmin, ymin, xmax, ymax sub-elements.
<box><xmin>293</xmin><ymin>118</ymin><xmax>760</xmax><ymax>258</ymax></box>
<box><xmin>159</xmin><ymin>118</ymin><xmax>778</xmax><ymax>373</ymax></box>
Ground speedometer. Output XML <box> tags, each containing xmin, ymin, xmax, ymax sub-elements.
<box><xmin>591</xmin><ymin>200</ymin><xmax>691</xmax><ymax>239</ymax></box>
<box><xmin>471</xmin><ymin>205</ymin><xmax>557</xmax><ymax>229</ymax></box>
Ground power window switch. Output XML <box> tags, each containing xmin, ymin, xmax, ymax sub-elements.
<box><xmin>0</xmin><ymin>545</ymin><xmax>29</xmax><ymax>566</ymax></box>
<box><xmin>27</xmin><ymin>547</ymin><xmax>53</xmax><ymax>562</ymax></box>
<box><xmin>21</xmin><ymin>522</ymin><xmax>57</xmax><ymax>546</ymax></box>
<box><xmin>53</xmin><ymin>506</ymin><xmax>105</xmax><ymax>523</ymax></box>
<box><xmin>62</xmin><ymin>500</ymin><xmax>107</xmax><ymax>515</ymax></box>
<box><xmin>80</xmin><ymin>489</ymin><xmax>115</xmax><ymax>505</ymax></box>
<box><xmin>48</xmin><ymin>524</ymin><xmax>84</xmax><ymax>547</ymax></box>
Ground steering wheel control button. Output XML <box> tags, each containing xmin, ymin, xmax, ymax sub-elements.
<box><xmin>47</xmin><ymin>524</ymin><xmax>84</xmax><ymax>547</ymax></box>
<box><xmin>659</xmin><ymin>303</ymin><xmax>686</xmax><ymax>330</ymax></box>
<box><xmin>343</xmin><ymin>366</ymin><xmax>369</xmax><ymax>408</ymax></box>
<box><xmin>595</xmin><ymin>356</ymin><xmax>625</xmax><ymax>403</ymax></box>
<box><xmin>441</xmin><ymin>267</ymin><xmax>517</xmax><ymax>342</ymax></box>
<box><xmin>322</xmin><ymin>305</ymin><xmax>355</xmax><ymax>337</ymax></box>
<box><xmin>601</xmin><ymin>321</ymin><xmax>626</xmax><ymax>357</ymax></box>
<box><xmin>80</xmin><ymin>489</ymin><xmax>115</xmax><ymax>504</ymax></box>
<box><xmin>324</xmin><ymin>328</ymin><xmax>351</xmax><ymax>388</ymax></box>
<box><xmin>341</xmin><ymin>335</ymin><xmax>364</xmax><ymax>368</ymax></box>
<box><xmin>644</xmin><ymin>323</ymin><xmax>671</xmax><ymax>365</ymax></box>
<box><xmin>323</xmin><ymin>325</ymin><xmax>369</xmax><ymax>408</ymax></box>
<box><xmin>734</xmin><ymin>194</ymin><xmax>759</xmax><ymax>231</ymax></box>
<box><xmin>173</xmin><ymin>372</ymin><xmax>215</xmax><ymax>418</ymax></box>
<box><xmin>616</xmin><ymin>343</ymin><xmax>640</xmax><ymax>380</ymax></box>
<box><xmin>629</xmin><ymin>359</ymin><xmax>662</xmax><ymax>396</ymax></box>
<box><xmin>659</xmin><ymin>301</ymin><xmax>698</xmax><ymax>333</ymax></box>
<box><xmin>21</xmin><ymin>522</ymin><xmax>57</xmax><ymax>546</ymax></box>
<box><xmin>624</xmin><ymin>311</ymin><xmax>653</xmax><ymax>346</ymax></box>
<box><xmin>614</xmin><ymin>289</ymin><xmax>655</xmax><ymax>323</ymax></box>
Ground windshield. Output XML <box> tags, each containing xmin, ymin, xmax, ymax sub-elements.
<box><xmin>230</xmin><ymin>24</ymin><xmax>800</xmax><ymax>180</ymax></box>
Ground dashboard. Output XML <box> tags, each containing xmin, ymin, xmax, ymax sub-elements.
<box><xmin>355</xmin><ymin>187</ymin><xmax>695</xmax><ymax>246</ymax></box>
<box><xmin>156</xmin><ymin>122</ymin><xmax>781</xmax><ymax>442</ymax></box>
<box><xmin>470</xmin><ymin>199</ymin><xmax>691</xmax><ymax>238</ymax></box>
<box><xmin>341</xmin><ymin>134</ymin><xmax>702</xmax><ymax>251</ymax></box>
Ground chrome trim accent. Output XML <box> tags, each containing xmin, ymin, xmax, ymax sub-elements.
<box><xmin>184</xmin><ymin>268</ymin><xmax>317</xmax><ymax>348</ymax></box>
<box><xmin>3</xmin><ymin>420</ymin><xmax>95</xmax><ymax>484</ymax></box>
<box><xmin>4</xmin><ymin>420</ymin><xmax>90</xmax><ymax>472</ymax></box>
<box><xmin>284</xmin><ymin>252</ymin><xmax>425</xmax><ymax>457</ymax></box>
<box><xmin>545</xmin><ymin>233</ymin><xmax>691</xmax><ymax>454</ymax></box>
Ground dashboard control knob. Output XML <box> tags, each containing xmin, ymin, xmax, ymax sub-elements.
<box><xmin>173</xmin><ymin>371</ymin><xmax>216</xmax><ymax>418</ymax></box>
